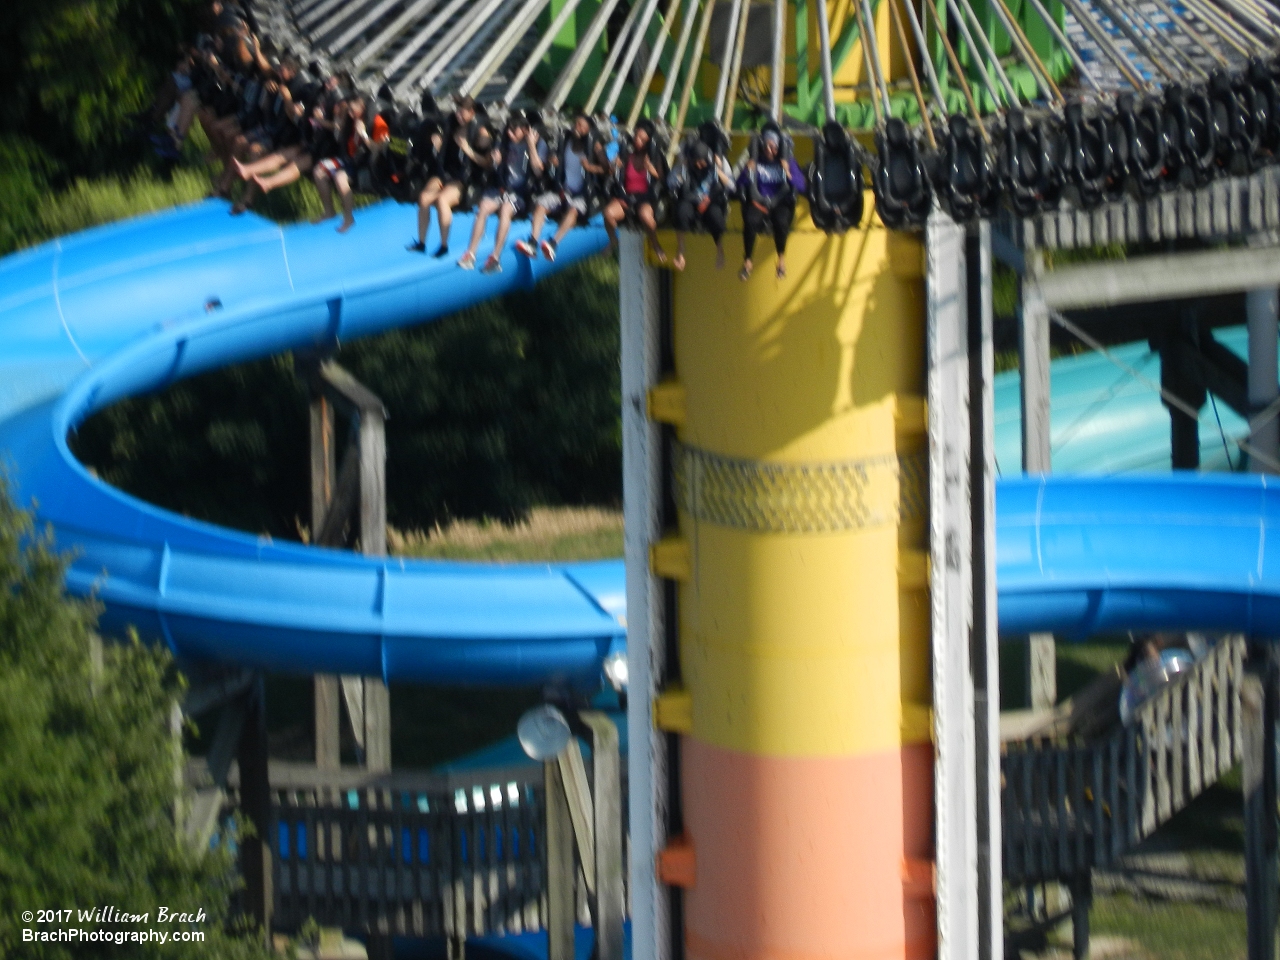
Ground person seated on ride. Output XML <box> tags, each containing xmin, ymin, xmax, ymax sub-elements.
<box><xmin>456</xmin><ymin>112</ymin><xmax>547</xmax><ymax>273</ymax></box>
<box><xmin>408</xmin><ymin>95</ymin><xmax>490</xmax><ymax>256</ymax></box>
<box><xmin>517</xmin><ymin>111</ymin><xmax>607</xmax><ymax>262</ymax></box>
<box><xmin>669</xmin><ymin>139</ymin><xmax>733</xmax><ymax>271</ymax></box>
<box><xmin>739</xmin><ymin>125</ymin><xmax>797</xmax><ymax>281</ymax></box>
<box><xmin>312</xmin><ymin>96</ymin><xmax>378</xmax><ymax>233</ymax></box>
<box><xmin>252</xmin><ymin>91</ymin><xmax>345</xmax><ymax>196</ymax></box>
<box><xmin>602</xmin><ymin>120</ymin><xmax>667</xmax><ymax>262</ymax></box>
<box><xmin>211</xmin><ymin>68</ymin><xmax>292</xmax><ymax>200</ymax></box>
<box><xmin>228</xmin><ymin>95</ymin><xmax>308</xmax><ymax>212</ymax></box>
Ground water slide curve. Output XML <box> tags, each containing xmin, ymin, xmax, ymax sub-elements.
<box><xmin>1</xmin><ymin>200</ymin><xmax>1279</xmax><ymax>692</ymax></box>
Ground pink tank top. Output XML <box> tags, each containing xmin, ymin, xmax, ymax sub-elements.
<box><xmin>623</xmin><ymin>159</ymin><xmax>649</xmax><ymax>195</ymax></box>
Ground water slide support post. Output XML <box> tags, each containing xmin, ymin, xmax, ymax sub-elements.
<box><xmin>237</xmin><ymin>675</ymin><xmax>274</xmax><ymax>939</ymax></box>
<box><xmin>1155</xmin><ymin>313</ymin><xmax>1206</xmax><ymax>470</ymax></box>
<box><xmin>1247</xmin><ymin>285</ymin><xmax>1279</xmax><ymax>473</ymax></box>
<box><xmin>621</xmin><ymin>230</ymin><xmax>672</xmax><ymax>960</ymax></box>
<box><xmin>311</xmin><ymin>390</ymin><xmax>342</xmax><ymax>771</ymax></box>
<box><xmin>1018</xmin><ymin>252</ymin><xmax>1056</xmax><ymax>711</ymax></box>
<box><xmin>306</xmin><ymin>358</ymin><xmax>392</xmax><ymax>773</ymax></box>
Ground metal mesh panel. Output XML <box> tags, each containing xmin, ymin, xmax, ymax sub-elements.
<box><xmin>673</xmin><ymin>442</ymin><xmax>928</xmax><ymax>534</ymax></box>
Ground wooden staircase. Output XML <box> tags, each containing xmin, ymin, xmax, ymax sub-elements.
<box><xmin>1001</xmin><ymin>636</ymin><xmax>1249</xmax><ymax>956</ymax></box>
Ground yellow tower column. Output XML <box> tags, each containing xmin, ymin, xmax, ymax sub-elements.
<box><xmin>654</xmin><ymin>202</ymin><xmax>935</xmax><ymax>960</ymax></box>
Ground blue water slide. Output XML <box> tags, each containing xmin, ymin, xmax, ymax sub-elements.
<box><xmin>0</xmin><ymin>198</ymin><xmax>624</xmax><ymax>687</ymax></box>
<box><xmin>2</xmin><ymin>196</ymin><xmax>1280</xmax><ymax>681</ymax></box>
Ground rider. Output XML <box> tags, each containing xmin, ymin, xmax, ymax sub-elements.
<box><xmin>602</xmin><ymin>120</ymin><xmax>667</xmax><ymax>262</ymax></box>
<box><xmin>457</xmin><ymin>111</ymin><xmax>546</xmax><ymax>273</ymax></box>
<box><xmin>408</xmin><ymin>95</ymin><xmax>489</xmax><ymax>257</ymax></box>
<box><xmin>739</xmin><ymin>127</ymin><xmax>797</xmax><ymax>281</ymax></box>
<box><xmin>516</xmin><ymin>111</ymin><xmax>607</xmax><ymax>262</ymax></box>
<box><xmin>670</xmin><ymin>139</ymin><xmax>733</xmax><ymax>271</ymax></box>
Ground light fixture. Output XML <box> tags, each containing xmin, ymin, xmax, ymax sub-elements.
<box><xmin>516</xmin><ymin>703</ymin><xmax>572</xmax><ymax>761</ymax></box>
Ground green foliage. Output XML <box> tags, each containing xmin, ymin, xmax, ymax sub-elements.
<box><xmin>36</xmin><ymin>167</ymin><xmax>213</xmax><ymax>240</ymax></box>
<box><xmin>72</xmin><ymin>355</ymin><xmax>311</xmax><ymax>538</ymax></box>
<box><xmin>73</xmin><ymin>255</ymin><xmax>623</xmax><ymax>535</ymax></box>
<box><xmin>0</xmin><ymin>480</ymin><xmax>271</xmax><ymax>959</ymax></box>
<box><xmin>0</xmin><ymin>0</ymin><xmax>201</xmax><ymax>179</ymax></box>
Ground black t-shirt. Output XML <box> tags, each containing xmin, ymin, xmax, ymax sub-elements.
<box><xmin>440</xmin><ymin>116</ymin><xmax>480</xmax><ymax>181</ymax></box>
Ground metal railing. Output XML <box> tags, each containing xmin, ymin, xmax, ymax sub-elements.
<box><xmin>1002</xmin><ymin>635</ymin><xmax>1245</xmax><ymax>887</ymax></box>
<box><xmin>221</xmin><ymin>757</ymin><xmax>629</xmax><ymax>939</ymax></box>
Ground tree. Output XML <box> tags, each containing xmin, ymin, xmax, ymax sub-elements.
<box><xmin>0</xmin><ymin>479</ymin><xmax>271</xmax><ymax>959</ymax></box>
<box><xmin>0</xmin><ymin>0</ymin><xmax>201</xmax><ymax>179</ymax></box>
<box><xmin>74</xmin><ymin>256</ymin><xmax>623</xmax><ymax>537</ymax></box>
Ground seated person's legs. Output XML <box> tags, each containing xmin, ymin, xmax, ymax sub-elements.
<box><xmin>602</xmin><ymin>198</ymin><xmax>626</xmax><ymax>250</ymax></box>
<box><xmin>672</xmin><ymin>199</ymin><xmax>697</xmax><ymax>271</ymax></box>
<box><xmin>312</xmin><ymin>162</ymin><xmax>337</xmax><ymax>221</ymax></box>
<box><xmin>637</xmin><ymin>202</ymin><xmax>666</xmax><ymax>263</ymax></box>
<box><xmin>770</xmin><ymin>202</ymin><xmax>794</xmax><ymax>278</ymax></box>
<box><xmin>411</xmin><ymin>177</ymin><xmax>444</xmax><ymax>251</ymax></box>
<box><xmin>334</xmin><ymin>169</ymin><xmax>355</xmax><ymax>233</ymax></box>
<box><xmin>459</xmin><ymin>194</ymin><xmax>500</xmax><ymax>268</ymax></box>
<box><xmin>740</xmin><ymin>202</ymin><xmax>766</xmax><ymax>280</ymax></box>
<box><xmin>705</xmin><ymin>204</ymin><xmax>727</xmax><ymax>270</ymax></box>
<box><xmin>484</xmin><ymin>197</ymin><xmax>521</xmax><ymax>272</ymax></box>
<box><xmin>435</xmin><ymin>182</ymin><xmax>463</xmax><ymax>256</ymax></box>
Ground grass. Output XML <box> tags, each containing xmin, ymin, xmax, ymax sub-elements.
<box><xmin>1090</xmin><ymin>893</ymin><xmax>1247</xmax><ymax>960</ymax></box>
<box><xmin>389</xmin><ymin>505</ymin><xmax>624</xmax><ymax>563</ymax></box>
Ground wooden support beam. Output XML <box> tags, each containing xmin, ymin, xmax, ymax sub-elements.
<box><xmin>310</xmin><ymin>381</ymin><xmax>341</xmax><ymax>771</ymax></box>
<box><xmin>1020</xmin><ymin>250</ymin><xmax>1056</xmax><ymax>713</ymax></box>
<box><xmin>1243</xmin><ymin>667</ymin><xmax>1278</xmax><ymax>960</ymax></box>
<box><xmin>237</xmin><ymin>676</ymin><xmax>273</xmax><ymax>938</ymax></box>
<box><xmin>1069</xmin><ymin>873</ymin><xmax>1092</xmax><ymax>960</ymax></box>
<box><xmin>183</xmin><ymin>669</ymin><xmax>255</xmax><ymax>718</ymax></box>
<box><xmin>1038</xmin><ymin>244</ymin><xmax>1280</xmax><ymax>310</ymax></box>
<box><xmin>1154</xmin><ymin>315</ymin><xmax>1207</xmax><ymax>470</ymax></box>
<box><xmin>358</xmin><ymin>400</ymin><xmax>391</xmax><ymax>773</ymax></box>
<box><xmin>581</xmin><ymin>712</ymin><xmax>625</xmax><ymax>960</ymax></box>
<box><xmin>620</xmin><ymin>228</ymin><xmax>671</xmax><ymax>960</ymax></box>
<box><xmin>557</xmin><ymin>737</ymin><xmax>596</xmax><ymax>891</ymax></box>
<box><xmin>967</xmin><ymin>222</ymin><xmax>1003</xmax><ymax>960</ymax></box>
<box><xmin>545</xmin><ymin>758</ymin><xmax>577</xmax><ymax>960</ymax></box>
<box><xmin>1248</xmin><ymin>286</ymin><xmax>1280</xmax><ymax>473</ymax></box>
<box><xmin>927</xmin><ymin>210</ymin><xmax>980</xmax><ymax>960</ymax></box>
<box><xmin>306</xmin><ymin>358</ymin><xmax>391</xmax><ymax>772</ymax></box>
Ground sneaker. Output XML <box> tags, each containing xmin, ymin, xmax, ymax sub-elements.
<box><xmin>540</xmin><ymin>239</ymin><xmax>557</xmax><ymax>262</ymax></box>
<box><xmin>407</xmin><ymin>239</ymin><xmax>426</xmax><ymax>253</ymax></box>
<box><xmin>515</xmin><ymin>239</ymin><xmax>537</xmax><ymax>258</ymax></box>
<box><xmin>432</xmin><ymin>244</ymin><xmax>449</xmax><ymax>259</ymax></box>
<box><xmin>457</xmin><ymin>251</ymin><xmax>476</xmax><ymax>269</ymax></box>
<box><xmin>482</xmin><ymin>255</ymin><xmax>502</xmax><ymax>274</ymax></box>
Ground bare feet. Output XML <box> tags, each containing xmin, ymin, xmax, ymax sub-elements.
<box><xmin>252</xmin><ymin>174</ymin><xmax>273</xmax><ymax>195</ymax></box>
<box><xmin>337</xmin><ymin>214</ymin><xmax>355</xmax><ymax>233</ymax></box>
<box><xmin>673</xmin><ymin>252</ymin><xmax>686</xmax><ymax>271</ymax></box>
